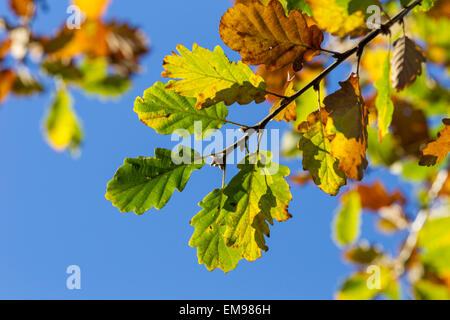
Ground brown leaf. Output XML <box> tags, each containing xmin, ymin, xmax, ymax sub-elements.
<box><xmin>391</xmin><ymin>98</ymin><xmax>430</xmax><ymax>158</ymax></box>
<box><xmin>0</xmin><ymin>69</ymin><xmax>17</xmax><ymax>105</ymax></box>
<box><xmin>324</xmin><ymin>73</ymin><xmax>368</xmax><ymax>181</ymax></box>
<box><xmin>290</xmin><ymin>172</ymin><xmax>312</xmax><ymax>186</ymax></box>
<box><xmin>391</xmin><ymin>36</ymin><xmax>426</xmax><ymax>91</ymax></box>
<box><xmin>106</xmin><ymin>21</ymin><xmax>149</xmax><ymax>76</ymax></box>
<box><xmin>355</xmin><ymin>181</ymin><xmax>405</xmax><ymax>211</ymax></box>
<box><xmin>9</xmin><ymin>0</ymin><xmax>35</xmax><ymax>20</ymax></box>
<box><xmin>419</xmin><ymin>118</ymin><xmax>450</xmax><ymax>166</ymax></box>
<box><xmin>219</xmin><ymin>0</ymin><xmax>324</xmax><ymax>71</ymax></box>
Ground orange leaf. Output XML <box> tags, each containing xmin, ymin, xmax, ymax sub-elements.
<box><xmin>0</xmin><ymin>69</ymin><xmax>16</xmax><ymax>105</ymax></box>
<box><xmin>324</xmin><ymin>73</ymin><xmax>368</xmax><ymax>181</ymax></box>
<box><xmin>419</xmin><ymin>118</ymin><xmax>450</xmax><ymax>166</ymax></box>
<box><xmin>355</xmin><ymin>181</ymin><xmax>405</xmax><ymax>211</ymax></box>
<box><xmin>73</xmin><ymin>0</ymin><xmax>110</xmax><ymax>20</ymax></box>
<box><xmin>219</xmin><ymin>0</ymin><xmax>323</xmax><ymax>71</ymax></box>
<box><xmin>9</xmin><ymin>0</ymin><xmax>35</xmax><ymax>19</ymax></box>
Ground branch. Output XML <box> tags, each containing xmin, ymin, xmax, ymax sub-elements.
<box><xmin>393</xmin><ymin>169</ymin><xmax>449</xmax><ymax>277</ymax></box>
<box><xmin>207</xmin><ymin>0</ymin><xmax>423</xmax><ymax>162</ymax></box>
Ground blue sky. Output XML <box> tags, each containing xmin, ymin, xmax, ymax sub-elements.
<box><xmin>0</xmin><ymin>0</ymin><xmax>414</xmax><ymax>299</ymax></box>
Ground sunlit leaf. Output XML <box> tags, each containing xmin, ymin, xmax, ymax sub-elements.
<box><xmin>161</xmin><ymin>44</ymin><xmax>267</xmax><ymax>109</ymax></box>
<box><xmin>43</xmin><ymin>89</ymin><xmax>83</xmax><ymax>154</ymax></box>
<box><xmin>73</xmin><ymin>0</ymin><xmax>110</xmax><ymax>20</ymax></box>
<box><xmin>419</xmin><ymin>118</ymin><xmax>450</xmax><ymax>166</ymax></box>
<box><xmin>306</xmin><ymin>0</ymin><xmax>369</xmax><ymax>37</ymax></box>
<box><xmin>333</xmin><ymin>190</ymin><xmax>362</xmax><ymax>246</ymax></box>
<box><xmin>324</xmin><ymin>73</ymin><xmax>368</xmax><ymax>181</ymax></box>
<box><xmin>298</xmin><ymin>110</ymin><xmax>347</xmax><ymax>196</ymax></box>
<box><xmin>189</xmin><ymin>189</ymin><xmax>243</xmax><ymax>272</ymax></box>
<box><xmin>134</xmin><ymin>81</ymin><xmax>228</xmax><ymax>139</ymax></box>
<box><xmin>220</xmin><ymin>0</ymin><xmax>323</xmax><ymax>71</ymax></box>
<box><xmin>105</xmin><ymin>147</ymin><xmax>204</xmax><ymax>215</ymax></box>
<box><xmin>374</xmin><ymin>51</ymin><xmax>394</xmax><ymax>141</ymax></box>
<box><xmin>223</xmin><ymin>151</ymin><xmax>292</xmax><ymax>261</ymax></box>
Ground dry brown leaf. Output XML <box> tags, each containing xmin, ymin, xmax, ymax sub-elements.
<box><xmin>419</xmin><ymin>118</ymin><xmax>450</xmax><ymax>166</ymax></box>
<box><xmin>220</xmin><ymin>0</ymin><xmax>323</xmax><ymax>71</ymax></box>
<box><xmin>324</xmin><ymin>73</ymin><xmax>368</xmax><ymax>181</ymax></box>
<box><xmin>391</xmin><ymin>36</ymin><xmax>426</xmax><ymax>91</ymax></box>
<box><xmin>355</xmin><ymin>181</ymin><xmax>405</xmax><ymax>211</ymax></box>
<box><xmin>0</xmin><ymin>69</ymin><xmax>17</xmax><ymax>105</ymax></box>
<box><xmin>9</xmin><ymin>0</ymin><xmax>35</xmax><ymax>20</ymax></box>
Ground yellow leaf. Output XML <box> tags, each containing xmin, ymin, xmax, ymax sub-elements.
<box><xmin>305</xmin><ymin>0</ymin><xmax>368</xmax><ymax>37</ymax></box>
<box><xmin>220</xmin><ymin>0</ymin><xmax>323</xmax><ymax>71</ymax></box>
<box><xmin>419</xmin><ymin>118</ymin><xmax>450</xmax><ymax>166</ymax></box>
<box><xmin>161</xmin><ymin>44</ymin><xmax>267</xmax><ymax>109</ymax></box>
<box><xmin>270</xmin><ymin>81</ymin><xmax>297</xmax><ymax>122</ymax></box>
<box><xmin>73</xmin><ymin>0</ymin><xmax>110</xmax><ymax>20</ymax></box>
<box><xmin>324</xmin><ymin>73</ymin><xmax>368</xmax><ymax>181</ymax></box>
<box><xmin>44</xmin><ymin>89</ymin><xmax>83</xmax><ymax>153</ymax></box>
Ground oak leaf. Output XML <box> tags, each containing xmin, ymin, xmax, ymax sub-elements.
<box><xmin>223</xmin><ymin>151</ymin><xmax>292</xmax><ymax>261</ymax></box>
<box><xmin>220</xmin><ymin>0</ymin><xmax>323</xmax><ymax>71</ymax></box>
<box><xmin>189</xmin><ymin>189</ymin><xmax>243</xmax><ymax>273</ymax></box>
<box><xmin>134</xmin><ymin>81</ymin><xmax>228</xmax><ymax>139</ymax></box>
<box><xmin>305</xmin><ymin>0</ymin><xmax>369</xmax><ymax>37</ymax></box>
<box><xmin>391</xmin><ymin>36</ymin><xmax>426</xmax><ymax>91</ymax></box>
<box><xmin>419</xmin><ymin>118</ymin><xmax>450</xmax><ymax>166</ymax></box>
<box><xmin>323</xmin><ymin>73</ymin><xmax>368</xmax><ymax>181</ymax></box>
<box><xmin>161</xmin><ymin>44</ymin><xmax>267</xmax><ymax>109</ymax></box>
<box><xmin>298</xmin><ymin>110</ymin><xmax>347</xmax><ymax>195</ymax></box>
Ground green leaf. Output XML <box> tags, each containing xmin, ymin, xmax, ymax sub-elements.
<box><xmin>337</xmin><ymin>266</ymin><xmax>397</xmax><ymax>300</ymax></box>
<box><xmin>367</xmin><ymin>127</ymin><xmax>401</xmax><ymax>167</ymax></box>
<box><xmin>189</xmin><ymin>189</ymin><xmax>243</xmax><ymax>272</ymax></box>
<box><xmin>223</xmin><ymin>151</ymin><xmax>292</xmax><ymax>261</ymax></box>
<box><xmin>161</xmin><ymin>44</ymin><xmax>267</xmax><ymax>109</ymax></box>
<box><xmin>333</xmin><ymin>191</ymin><xmax>362</xmax><ymax>246</ymax></box>
<box><xmin>43</xmin><ymin>89</ymin><xmax>83</xmax><ymax>154</ymax></box>
<box><xmin>419</xmin><ymin>217</ymin><xmax>450</xmax><ymax>251</ymax></box>
<box><xmin>286</xmin><ymin>0</ymin><xmax>312</xmax><ymax>15</ymax></box>
<box><xmin>79</xmin><ymin>58</ymin><xmax>130</xmax><ymax>97</ymax></box>
<box><xmin>337</xmin><ymin>0</ymin><xmax>379</xmax><ymax>15</ymax></box>
<box><xmin>42</xmin><ymin>59</ymin><xmax>83</xmax><ymax>82</ymax></box>
<box><xmin>105</xmin><ymin>147</ymin><xmax>204</xmax><ymax>215</ymax></box>
<box><xmin>134</xmin><ymin>81</ymin><xmax>228</xmax><ymax>139</ymax></box>
<box><xmin>375</xmin><ymin>51</ymin><xmax>394</xmax><ymax>141</ymax></box>
<box><xmin>414</xmin><ymin>280</ymin><xmax>450</xmax><ymax>300</ymax></box>
<box><xmin>298</xmin><ymin>111</ymin><xmax>347</xmax><ymax>196</ymax></box>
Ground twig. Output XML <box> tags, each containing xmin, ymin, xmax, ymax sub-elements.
<box><xmin>207</xmin><ymin>0</ymin><xmax>424</xmax><ymax>160</ymax></box>
<box><xmin>394</xmin><ymin>169</ymin><xmax>449</xmax><ymax>277</ymax></box>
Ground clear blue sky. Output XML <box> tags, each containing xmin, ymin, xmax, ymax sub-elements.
<box><xmin>0</xmin><ymin>0</ymin><xmax>410</xmax><ymax>299</ymax></box>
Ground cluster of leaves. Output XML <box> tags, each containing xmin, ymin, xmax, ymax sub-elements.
<box><xmin>0</xmin><ymin>0</ymin><xmax>148</xmax><ymax>154</ymax></box>
<box><xmin>105</xmin><ymin>0</ymin><xmax>449</xmax><ymax>299</ymax></box>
